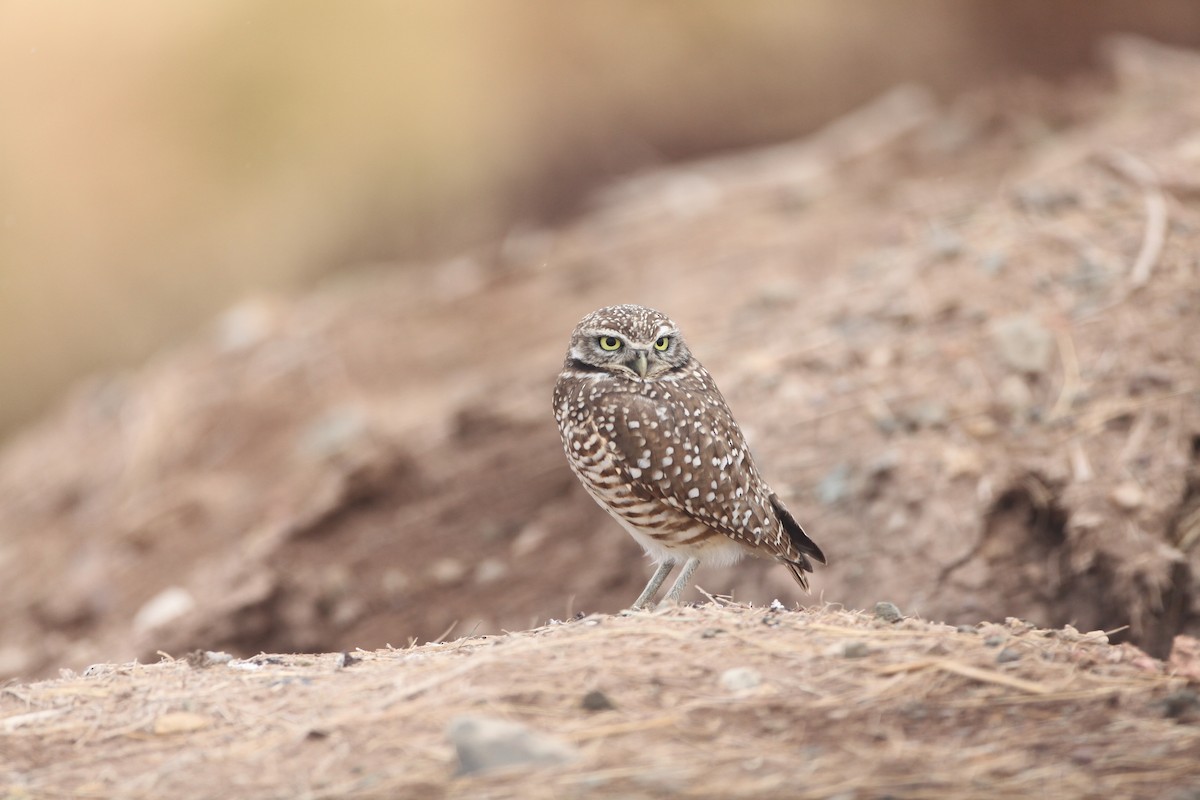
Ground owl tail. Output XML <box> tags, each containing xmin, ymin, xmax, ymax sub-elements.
<box><xmin>769</xmin><ymin>494</ymin><xmax>826</xmax><ymax>590</ymax></box>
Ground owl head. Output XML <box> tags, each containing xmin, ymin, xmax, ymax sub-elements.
<box><xmin>565</xmin><ymin>304</ymin><xmax>693</xmax><ymax>379</ymax></box>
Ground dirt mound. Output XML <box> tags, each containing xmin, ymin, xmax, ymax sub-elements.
<box><xmin>1</xmin><ymin>37</ymin><xmax>1200</xmax><ymax>683</ymax></box>
<box><xmin>4</xmin><ymin>604</ymin><xmax>1199</xmax><ymax>798</ymax></box>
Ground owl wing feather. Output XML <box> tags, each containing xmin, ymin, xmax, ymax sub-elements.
<box><xmin>601</xmin><ymin>374</ymin><xmax>823</xmax><ymax>578</ymax></box>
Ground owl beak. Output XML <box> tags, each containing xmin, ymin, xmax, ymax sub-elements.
<box><xmin>628</xmin><ymin>349</ymin><xmax>649</xmax><ymax>378</ymax></box>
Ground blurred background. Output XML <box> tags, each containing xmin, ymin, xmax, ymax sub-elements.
<box><xmin>4</xmin><ymin>0</ymin><xmax>1200</xmax><ymax>440</ymax></box>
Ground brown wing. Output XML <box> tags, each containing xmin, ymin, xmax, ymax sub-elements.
<box><xmin>601</xmin><ymin>369</ymin><xmax>811</xmax><ymax>566</ymax></box>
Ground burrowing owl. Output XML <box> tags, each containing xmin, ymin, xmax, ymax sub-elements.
<box><xmin>553</xmin><ymin>304</ymin><xmax>825</xmax><ymax>608</ymax></box>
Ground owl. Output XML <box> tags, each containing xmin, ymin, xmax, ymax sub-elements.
<box><xmin>553</xmin><ymin>304</ymin><xmax>825</xmax><ymax>608</ymax></box>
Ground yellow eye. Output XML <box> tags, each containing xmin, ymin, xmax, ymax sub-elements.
<box><xmin>654</xmin><ymin>336</ymin><xmax>670</xmax><ymax>351</ymax></box>
<box><xmin>598</xmin><ymin>336</ymin><xmax>622</xmax><ymax>351</ymax></box>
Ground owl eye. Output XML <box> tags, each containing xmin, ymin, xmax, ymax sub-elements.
<box><xmin>598</xmin><ymin>335</ymin><xmax>622</xmax><ymax>351</ymax></box>
<box><xmin>654</xmin><ymin>336</ymin><xmax>670</xmax><ymax>351</ymax></box>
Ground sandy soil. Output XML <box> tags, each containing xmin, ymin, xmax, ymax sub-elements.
<box><xmin>3</xmin><ymin>604</ymin><xmax>1199</xmax><ymax>798</ymax></box>
<box><xmin>2</xmin><ymin>35</ymin><xmax>1200</xmax><ymax>798</ymax></box>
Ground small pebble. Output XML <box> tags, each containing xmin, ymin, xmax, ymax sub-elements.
<box><xmin>581</xmin><ymin>690</ymin><xmax>616</xmax><ymax>712</ymax></box>
<box><xmin>473</xmin><ymin>558</ymin><xmax>509</xmax><ymax>585</ymax></box>
<box><xmin>720</xmin><ymin>667</ymin><xmax>763</xmax><ymax>692</ymax></box>
<box><xmin>297</xmin><ymin>406</ymin><xmax>369</xmax><ymax>460</ymax></box>
<box><xmin>908</xmin><ymin>400</ymin><xmax>948</xmax><ymax>429</ymax></box>
<box><xmin>978</xmin><ymin>251</ymin><xmax>1008</xmax><ymax>275</ymax></box>
<box><xmin>962</xmin><ymin>415</ymin><xmax>1000</xmax><ymax>439</ymax></box>
<box><xmin>996</xmin><ymin>648</ymin><xmax>1021</xmax><ymax>664</ymax></box>
<box><xmin>430</xmin><ymin>558</ymin><xmax>467</xmax><ymax>585</ymax></box>
<box><xmin>943</xmin><ymin>446</ymin><xmax>983</xmax><ymax>480</ymax></box>
<box><xmin>997</xmin><ymin>374</ymin><xmax>1034</xmax><ymax>419</ymax></box>
<box><xmin>215</xmin><ymin>299</ymin><xmax>277</xmax><ymax>352</ymax></box>
<box><xmin>448</xmin><ymin>715</ymin><xmax>577</xmax><ymax>775</ymax></box>
<box><xmin>1110</xmin><ymin>482</ymin><xmax>1145</xmax><ymax>512</ymax></box>
<box><xmin>984</xmin><ymin>635</ymin><xmax>1007</xmax><ymax>647</ymax></box>
<box><xmin>817</xmin><ymin>464</ymin><xmax>855</xmax><ymax>505</ymax></box>
<box><xmin>866</xmin><ymin>449</ymin><xmax>900</xmax><ymax>478</ymax></box>
<box><xmin>842</xmin><ymin>641</ymin><xmax>870</xmax><ymax>659</ymax></box>
<box><xmin>956</xmin><ymin>625</ymin><xmax>976</xmax><ymax>634</ymax></box>
<box><xmin>873</xmin><ymin>602</ymin><xmax>903</xmax><ymax>623</ymax></box>
<box><xmin>1161</xmin><ymin>689</ymin><xmax>1200</xmax><ymax>721</ymax></box>
<box><xmin>927</xmin><ymin>225</ymin><xmax>964</xmax><ymax>260</ymax></box>
<box><xmin>133</xmin><ymin>587</ymin><xmax>196</xmax><ymax>634</ymax></box>
<box><xmin>185</xmin><ymin>650</ymin><xmax>233</xmax><ymax>669</ymax></box>
<box><xmin>990</xmin><ymin>314</ymin><xmax>1053</xmax><ymax>375</ymax></box>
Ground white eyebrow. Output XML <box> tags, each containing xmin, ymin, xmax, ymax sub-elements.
<box><xmin>591</xmin><ymin>327</ymin><xmax>626</xmax><ymax>339</ymax></box>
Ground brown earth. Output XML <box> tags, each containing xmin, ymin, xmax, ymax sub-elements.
<box><xmin>2</xmin><ymin>35</ymin><xmax>1200</xmax><ymax>797</ymax></box>
<box><xmin>3</xmin><ymin>605</ymin><xmax>1200</xmax><ymax>798</ymax></box>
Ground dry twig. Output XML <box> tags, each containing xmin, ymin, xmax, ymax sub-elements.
<box><xmin>1099</xmin><ymin>148</ymin><xmax>1168</xmax><ymax>289</ymax></box>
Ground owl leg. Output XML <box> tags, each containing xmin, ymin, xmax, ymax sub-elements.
<box><xmin>661</xmin><ymin>557</ymin><xmax>701</xmax><ymax>605</ymax></box>
<box><xmin>631</xmin><ymin>560</ymin><xmax>675</xmax><ymax>609</ymax></box>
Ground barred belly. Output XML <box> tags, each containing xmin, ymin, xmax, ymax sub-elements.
<box><xmin>572</xmin><ymin>449</ymin><xmax>748</xmax><ymax>568</ymax></box>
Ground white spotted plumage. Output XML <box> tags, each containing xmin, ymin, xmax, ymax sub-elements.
<box><xmin>553</xmin><ymin>304</ymin><xmax>826</xmax><ymax>608</ymax></box>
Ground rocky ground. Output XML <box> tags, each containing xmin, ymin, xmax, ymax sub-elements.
<box><xmin>1</xmin><ymin>35</ymin><xmax>1200</xmax><ymax>798</ymax></box>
